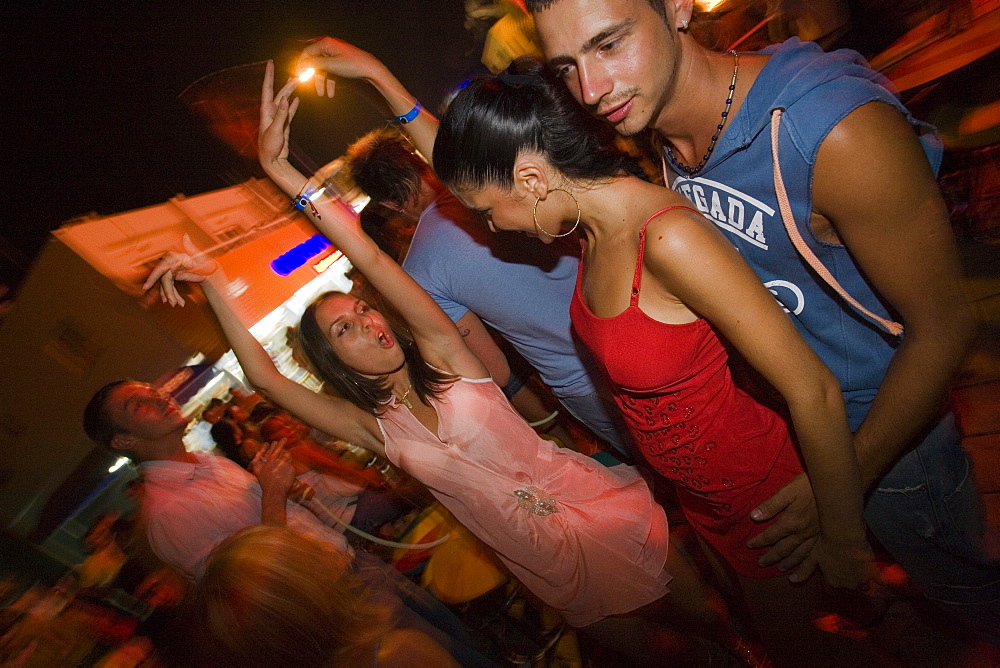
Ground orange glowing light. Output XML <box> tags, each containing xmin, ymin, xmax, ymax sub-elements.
<box><xmin>696</xmin><ymin>0</ymin><xmax>729</xmax><ymax>11</ymax></box>
<box><xmin>297</xmin><ymin>68</ymin><xmax>316</xmax><ymax>83</ymax></box>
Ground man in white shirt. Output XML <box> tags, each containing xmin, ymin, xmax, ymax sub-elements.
<box><xmin>82</xmin><ymin>379</ymin><xmax>494</xmax><ymax>666</ymax></box>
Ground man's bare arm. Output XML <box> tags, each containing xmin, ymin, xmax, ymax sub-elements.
<box><xmin>748</xmin><ymin>102</ymin><xmax>974</xmax><ymax>571</ymax></box>
<box><xmin>454</xmin><ymin>310</ymin><xmax>512</xmax><ymax>386</ymax></box>
<box><xmin>812</xmin><ymin>101</ymin><xmax>973</xmax><ymax>488</ymax></box>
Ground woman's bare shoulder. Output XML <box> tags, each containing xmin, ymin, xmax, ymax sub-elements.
<box><xmin>624</xmin><ymin>178</ymin><xmax>703</xmax><ymax>227</ymax></box>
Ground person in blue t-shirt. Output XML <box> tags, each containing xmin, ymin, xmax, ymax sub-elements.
<box><xmin>343</xmin><ymin>128</ymin><xmax>632</xmax><ymax>457</ymax></box>
<box><xmin>289</xmin><ymin>39</ymin><xmax>634</xmax><ymax>458</ymax></box>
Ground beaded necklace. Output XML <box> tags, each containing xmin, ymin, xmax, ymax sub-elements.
<box><xmin>664</xmin><ymin>51</ymin><xmax>739</xmax><ymax>177</ymax></box>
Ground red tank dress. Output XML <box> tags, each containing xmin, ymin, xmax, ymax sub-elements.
<box><xmin>570</xmin><ymin>206</ymin><xmax>804</xmax><ymax>578</ymax></box>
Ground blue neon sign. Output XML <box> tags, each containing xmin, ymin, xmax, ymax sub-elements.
<box><xmin>270</xmin><ymin>235</ymin><xmax>332</xmax><ymax>276</ymax></box>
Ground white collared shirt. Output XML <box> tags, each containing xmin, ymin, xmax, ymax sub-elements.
<box><xmin>140</xmin><ymin>452</ymin><xmax>350</xmax><ymax>581</ymax></box>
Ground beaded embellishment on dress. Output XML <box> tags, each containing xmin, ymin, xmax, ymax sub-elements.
<box><xmin>514</xmin><ymin>487</ymin><xmax>558</xmax><ymax>516</ymax></box>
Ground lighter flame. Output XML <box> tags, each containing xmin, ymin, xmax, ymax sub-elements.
<box><xmin>297</xmin><ymin>67</ymin><xmax>316</xmax><ymax>83</ymax></box>
<box><xmin>696</xmin><ymin>0</ymin><xmax>729</xmax><ymax>11</ymax></box>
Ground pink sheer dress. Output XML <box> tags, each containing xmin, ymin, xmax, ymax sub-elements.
<box><xmin>378</xmin><ymin>375</ymin><xmax>670</xmax><ymax>627</ymax></box>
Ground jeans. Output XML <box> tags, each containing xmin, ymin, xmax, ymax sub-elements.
<box><xmin>352</xmin><ymin>550</ymin><xmax>499</xmax><ymax>666</ymax></box>
<box><xmin>558</xmin><ymin>390</ymin><xmax>636</xmax><ymax>462</ymax></box>
<box><xmin>864</xmin><ymin>414</ymin><xmax>1000</xmax><ymax>645</ymax></box>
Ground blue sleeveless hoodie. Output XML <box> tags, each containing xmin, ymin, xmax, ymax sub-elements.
<box><xmin>668</xmin><ymin>38</ymin><xmax>943</xmax><ymax>427</ymax></box>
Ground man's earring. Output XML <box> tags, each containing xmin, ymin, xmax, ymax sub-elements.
<box><xmin>679</xmin><ymin>19</ymin><xmax>689</xmax><ymax>32</ymax></box>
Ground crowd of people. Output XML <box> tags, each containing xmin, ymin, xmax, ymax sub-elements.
<box><xmin>202</xmin><ymin>391</ymin><xmax>421</xmax><ymax>539</ymax></box>
<box><xmin>0</xmin><ymin>505</ymin><xmax>189</xmax><ymax>665</ymax></box>
<box><xmin>5</xmin><ymin>1</ymin><xmax>995</xmax><ymax>665</ymax></box>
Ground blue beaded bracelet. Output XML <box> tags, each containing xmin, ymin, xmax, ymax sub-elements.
<box><xmin>293</xmin><ymin>184</ymin><xmax>319</xmax><ymax>211</ymax></box>
<box><xmin>395</xmin><ymin>100</ymin><xmax>422</xmax><ymax>124</ymax></box>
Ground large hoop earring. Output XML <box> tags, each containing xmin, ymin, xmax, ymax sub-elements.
<box><xmin>532</xmin><ymin>188</ymin><xmax>581</xmax><ymax>238</ymax></box>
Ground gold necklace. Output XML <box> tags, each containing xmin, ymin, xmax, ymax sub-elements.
<box><xmin>397</xmin><ymin>384</ymin><xmax>413</xmax><ymax>410</ymax></box>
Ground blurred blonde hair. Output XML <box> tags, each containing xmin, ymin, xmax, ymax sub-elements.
<box><xmin>195</xmin><ymin>526</ymin><xmax>392</xmax><ymax>666</ymax></box>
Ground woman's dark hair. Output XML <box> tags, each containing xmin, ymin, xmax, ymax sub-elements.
<box><xmin>298</xmin><ymin>291</ymin><xmax>454</xmax><ymax>415</ymax></box>
<box><xmin>434</xmin><ymin>57</ymin><xmax>638</xmax><ymax>191</ymax></box>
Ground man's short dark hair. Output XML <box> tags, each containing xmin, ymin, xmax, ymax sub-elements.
<box><xmin>526</xmin><ymin>0</ymin><xmax>667</xmax><ymax>20</ymax></box>
<box><xmin>83</xmin><ymin>379</ymin><xmax>130</xmax><ymax>448</ymax></box>
<box><xmin>344</xmin><ymin>128</ymin><xmax>427</xmax><ymax>209</ymax></box>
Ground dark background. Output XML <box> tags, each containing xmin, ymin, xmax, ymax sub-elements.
<box><xmin>3</xmin><ymin>0</ymin><xmax>480</xmax><ymax>271</ymax></box>
<box><xmin>4</xmin><ymin>0</ymin><xmax>994</xmax><ymax>281</ymax></box>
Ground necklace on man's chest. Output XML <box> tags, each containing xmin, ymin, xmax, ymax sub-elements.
<box><xmin>664</xmin><ymin>51</ymin><xmax>740</xmax><ymax>177</ymax></box>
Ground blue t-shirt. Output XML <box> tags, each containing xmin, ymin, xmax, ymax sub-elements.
<box><xmin>668</xmin><ymin>38</ymin><xmax>942</xmax><ymax>428</ymax></box>
<box><xmin>402</xmin><ymin>193</ymin><xmax>599</xmax><ymax>398</ymax></box>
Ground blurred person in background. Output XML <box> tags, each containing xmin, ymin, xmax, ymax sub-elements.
<box><xmin>191</xmin><ymin>525</ymin><xmax>459</xmax><ymax>668</ymax></box>
<box><xmin>82</xmin><ymin>379</ymin><xmax>492</xmax><ymax>666</ymax></box>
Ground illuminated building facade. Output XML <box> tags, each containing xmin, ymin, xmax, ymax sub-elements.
<box><xmin>0</xmin><ymin>175</ymin><xmax>357</xmax><ymax>564</ymax></box>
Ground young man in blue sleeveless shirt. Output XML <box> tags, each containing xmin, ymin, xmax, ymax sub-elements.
<box><xmin>529</xmin><ymin>0</ymin><xmax>998</xmax><ymax>644</ymax></box>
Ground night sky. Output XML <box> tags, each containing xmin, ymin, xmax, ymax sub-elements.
<box><xmin>4</xmin><ymin>0</ymin><xmax>480</xmax><ymax>270</ymax></box>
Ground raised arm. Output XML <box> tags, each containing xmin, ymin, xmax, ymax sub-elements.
<box><xmin>644</xmin><ymin>208</ymin><xmax>874</xmax><ymax>589</ymax></box>
<box><xmin>258</xmin><ymin>62</ymin><xmax>483</xmax><ymax>379</ymax></box>
<box><xmin>143</xmin><ymin>238</ymin><xmax>385</xmax><ymax>457</ymax></box>
<box><xmin>295</xmin><ymin>37</ymin><xmax>438</xmax><ymax>163</ymax></box>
